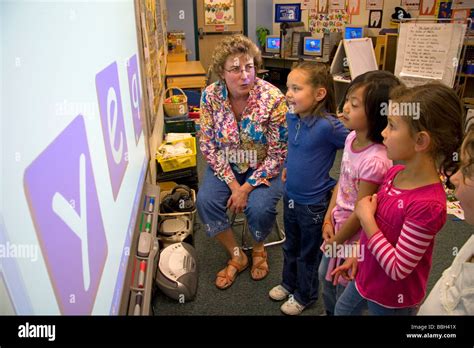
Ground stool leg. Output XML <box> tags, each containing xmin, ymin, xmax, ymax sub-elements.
<box><xmin>230</xmin><ymin>212</ymin><xmax>286</xmax><ymax>251</ymax></box>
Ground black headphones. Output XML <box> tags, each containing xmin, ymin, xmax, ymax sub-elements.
<box><xmin>160</xmin><ymin>185</ymin><xmax>195</xmax><ymax>213</ymax></box>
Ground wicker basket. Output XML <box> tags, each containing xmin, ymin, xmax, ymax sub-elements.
<box><xmin>163</xmin><ymin>87</ymin><xmax>188</xmax><ymax>117</ymax></box>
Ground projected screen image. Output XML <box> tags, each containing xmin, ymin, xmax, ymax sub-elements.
<box><xmin>345</xmin><ymin>27</ymin><xmax>364</xmax><ymax>39</ymax></box>
<box><xmin>1</xmin><ymin>1</ymin><xmax>147</xmax><ymax>315</ymax></box>
<box><xmin>304</xmin><ymin>38</ymin><xmax>322</xmax><ymax>56</ymax></box>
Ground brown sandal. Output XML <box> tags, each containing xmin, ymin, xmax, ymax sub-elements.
<box><xmin>251</xmin><ymin>248</ymin><xmax>269</xmax><ymax>281</ymax></box>
<box><xmin>215</xmin><ymin>256</ymin><xmax>249</xmax><ymax>290</ymax></box>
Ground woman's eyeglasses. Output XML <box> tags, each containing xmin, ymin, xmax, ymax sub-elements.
<box><xmin>224</xmin><ymin>64</ymin><xmax>255</xmax><ymax>75</ymax></box>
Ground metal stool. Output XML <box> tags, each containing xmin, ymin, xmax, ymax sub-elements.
<box><xmin>230</xmin><ymin>212</ymin><xmax>285</xmax><ymax>251</ymax></box>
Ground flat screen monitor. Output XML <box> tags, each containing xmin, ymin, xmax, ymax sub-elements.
<box><xmin>265</xmin><ymin>35</ymin><xmax>281</xmax><ymax>54</ymax></box>
<box><xmin>1</xmin><ymin>1</ymin><xmax>148</xmax><ymax>315</ymax></box>
<box><xmin>303</xmin><ymin>37</ymin><xmax>323</xmax><ymax>56</ymax></box>
<box><xmin>275</xmin><ymin>4</ymin><xmax>302</xmax><ymax>23</ymax></box>
<box><xmin>344</xmin><ymin>25</ymin><xmax>366</xmax><ymax>40</ymax></box>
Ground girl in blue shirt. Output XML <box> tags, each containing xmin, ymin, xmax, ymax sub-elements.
<box><xmin>269</xmin><ymin>62</ymin><xmax>349</xmax><ymax>315</ymax></box>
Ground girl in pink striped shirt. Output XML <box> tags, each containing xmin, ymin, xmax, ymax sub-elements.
<box><xmin>333</xmin><ymin>83</ymin><xmax>464</xmax><ymax>315</ymax></box>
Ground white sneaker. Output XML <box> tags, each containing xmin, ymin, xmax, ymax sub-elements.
<box><xmin>269</xmin><ymin>284</ymin><xmax>290</xmax><ymax>301</ymax></box>
<box><xmin>280</xmin><ymin>298</ymin><xmax>305</xmax><ymax>315</ymax></box>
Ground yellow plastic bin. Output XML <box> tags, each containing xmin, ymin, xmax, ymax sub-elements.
<box><xmin>156</xmin><ymin>137</ymin><xmax>197</xmax><ymax>172</ymax></box>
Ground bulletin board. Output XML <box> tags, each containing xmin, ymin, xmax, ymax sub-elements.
<box><xmin>394</xmin><ymin>22</ymin><xmax>467</xmax><ymax>87</ymax></box>
<box><xmin>308</xmin><ymin>9</ymin><xmax>350</xmax><ymax>33</ymax></box>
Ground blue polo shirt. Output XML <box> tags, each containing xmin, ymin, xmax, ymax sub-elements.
<box><xmin>285</xmin><ymin>112</ymin><xmax>349</xmax><ymax>205</ymax></box>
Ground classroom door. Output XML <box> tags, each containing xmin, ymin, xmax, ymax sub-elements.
<box><xmin>196</xmin><ymin>0</ymin><xmax>245</xmax><ymax>77</ymax></box>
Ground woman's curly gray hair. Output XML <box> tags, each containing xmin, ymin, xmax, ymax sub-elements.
<box><xmin>211</xmin><ymin>34</ymin><xmax>262</xmax><ymax>79</ymax></box>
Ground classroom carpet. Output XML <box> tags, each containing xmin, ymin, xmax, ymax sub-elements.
<box><xmin>153</xmin><ymin>149</ymin><xmax>473</xmax><ymax>316</ymax></box>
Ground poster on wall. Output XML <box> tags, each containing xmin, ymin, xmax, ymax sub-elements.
<box><xmin>308</xmin><ymin>9</ymin><xmax>350</xmax><ymax>33</ymax></box>
<box><xmin>401</xmin><ymin>0</ymin><xmax>421</xmax><ymax>10</ymax></box>
<box><xmin>419</xmin><ymin>0</ymin><xmax>437</xmax><ymax>15</ymax></box>
<box><xmin>204</xmin><ymin>0</ymin><xmax>235</xmax><ymax>25</ymax></box>
<box><xmin>367</xmin><ymin>0</ymin><xmax>384</xmax><ymax>10</ymax></box>
<box><xmin>438</xmin><ymin>1</ymin><xmax>453</xmax><ymax>18</ymax></box>
<box><xmin>347</xmin><ymin>0</ymin><xmax>361</xmax><ymax>14</ymax></box>
<box><xmin>301</xmin><ymin>0</ymin><xmax>317</xmax><ymax>10</ymax></box>
<box><xmin>318</xmin><ymin>0</ymin><xmax>329</xmax><ymax>13</ymax></box>
<box><xmin>452</xmin><ymin>8</ymin><xmax>470</xmax><ymax>22</ymax></box>
<box><xmin>329</xmin><ymin>0</ymin><xmax>346</xmax><ymax>10</ymax></box>
<box><xmin>452</xmin><ymin>0</ymin><xmax>474</xmax><ymax>8</ymax></box>
<box><xmin>369</xmin><ymin>10</ymin><xmax>383</xmax><ymax>27</ymax></box>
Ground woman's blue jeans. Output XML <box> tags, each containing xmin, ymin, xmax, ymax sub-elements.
<box><xmin>196</xmin><ymin>166</ymin><xmax>283</xmax><ymax>243</ymax></box>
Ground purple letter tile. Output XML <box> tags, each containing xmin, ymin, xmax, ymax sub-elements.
<box><xmin>23</xmin><ymin>115</ymin><xmax>108</xmax><ymax>314</ymax></box>
<box><xmin>127</xmin><ymin>54</ymin><xmax>143</xmax><ymax>144</ymax></box>
<box><xmin>96</xmin><ymin>61</ymin><xmax>129</xmax><ymax>200</ymax></box>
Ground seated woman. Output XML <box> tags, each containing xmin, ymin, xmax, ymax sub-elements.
<box><xmin>197</xmin><ymin>35</ymin><xmax>288</xmax><ymax>290</ymax></box>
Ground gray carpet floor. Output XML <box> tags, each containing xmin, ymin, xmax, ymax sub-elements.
<box><xmin>153</xmin><ymin>149</ymin><xmax>473</xmax><ymax>316</ymax></box>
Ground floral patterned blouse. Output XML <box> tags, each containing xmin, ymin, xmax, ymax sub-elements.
<box><xmin>199</xmin><ymin>78</ymin><xmax>288</xmax><ymax>187</ymax></box>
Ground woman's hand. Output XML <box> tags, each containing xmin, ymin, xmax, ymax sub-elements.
<box><xmin>227</xmin><ymin>188</ymin><xmax>249</xmax><ymax>214</ymax></box>
<box><xmin>281</xmin><ymin>168</ymin><xmax>287</xmax><ymax>183</ymax></box>
<box><xmin>330</xmin><ymin>257</ymin><xmax>358</xmax><ymax>286</ymax></box>
<box><xmin>227</xmin><ymin>182</ymin><xmax>253</xmax><ymax>214</ymax></box>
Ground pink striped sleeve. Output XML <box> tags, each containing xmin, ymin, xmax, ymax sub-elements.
<box><xmin>367</xmin><ymin>200</ymin><xmax>446</xmax><ymax>281</ymax></box>
<box><xmin>366</xmin><ymin>201</ymin><xmax>446</xmax><ymax>281</ymax></box>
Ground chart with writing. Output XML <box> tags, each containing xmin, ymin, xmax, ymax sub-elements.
<box><xmin>401</xmin><ymin>24</ymin><xmax>452</xmax><ymax>80</ymax></box>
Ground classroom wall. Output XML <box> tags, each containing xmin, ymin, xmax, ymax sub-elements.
<box><xmin>166</xmin><ymin>0</ymin><xmax>197</xmax><ymax>60</ymax></box>
<box><xmin>248</xmin><ymin>0</ymin><xmax>275</xmax><ymax>45</ymax></box>
<box><xmin>272</xmin><ymin>0</ymin><xmax>427</xmax><ymax>37</ymax></box>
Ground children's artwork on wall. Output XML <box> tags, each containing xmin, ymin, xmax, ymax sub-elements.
<box><xmin>366</xmin><ymin>0</ymin><xmax>384</xmax><ymax>10</ymax></box>
<box><xmin>301</xmin><ymin>0</ymin><xmax>317</xmax><ymax>10</ymax></box>
<box><xmin>438</xmin><ymin>1</ymin><xmax>453</xmax><ymax>18</ymax></box>
<box><xmin>420</xmin><ymin>0</ymin><xmax>436</xmax><ymax>15</ymax></box>
<box><xmin>329</xmin><ymin>0</ymin><xmax>346</xmax><ymax>10</ymax></box>
<box><xmin>369</xmin><ymin>10</ymin><xmax>383</xmax><ymax>27</ymax></box>
<box><xmin>452</xmin><ymin>0</ymin><xmax>474</xmax><ymax>8</ymax></box>
<box><xmin>347</xmin><ymin>0</ymin><xmax>360</xmax><ymax>14</ymax></box>
<box><xmin>318</xmin><ymin>0</ymin><xmax>329</xmax><ymax>13</ymax></box>
<box><xmin>391</xmin><ymin>6</ymin><xmax>411</xmax><ymax>19</ymax></box>
<box><xmin>401</xmin><ymin>0</ymin><xmax>421</xmax><ymax>10</ymax></box>
<box><xmin>204</xmin><ymin>0</ymin><xmax>235</xmax><ymax>25</ymax></box>
<box><xmin>452</xmin><ymin>8</ymin><xmax>470</xmax><ymax>22</ymax></box>
<box><xmin>308</xmin><ymin>9</ymin><xmax>350</xmax><ymax>33</ymax></box>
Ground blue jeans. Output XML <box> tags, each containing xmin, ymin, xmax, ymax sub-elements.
<box><xmin>281</xmin><ymin>192</ymin><xmax>330</xmax><ymax>307</ymax></box>
<box><xmin>318</xmin><ymin>254</ymin><xmax>346</xmax><ymax>315</ymax></box>
<box><xmin>196</xmin><ymin>166</ymin><xmax>283</xmax><ymax>242</ymax></box>
<box><xmin>334</xmin><ymin>281</ymin><xmax>419</xmax><ymax>315</ymax></box>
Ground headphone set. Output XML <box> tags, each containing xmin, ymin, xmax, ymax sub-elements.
<box><xmin>160</xmin><ymin>185</ymin><xmax>195</xmax><ymax>213</ymax></box>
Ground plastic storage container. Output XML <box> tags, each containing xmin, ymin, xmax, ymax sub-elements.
<box><xmin>156</xmin><ymin>137</ymin><xmax>197</xmax><ymax>172</ymax></box>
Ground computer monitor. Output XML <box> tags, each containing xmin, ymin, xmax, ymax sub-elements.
<box><xmin>265</xmin><ymin>35</ymin><xmax>281</xmax><ymax>54</ymax></box>
<box><xmin>275</xmin><ymin>3</ymin><xmax>302</xmax><ymax>23</ymax></box>
<box><xmin>344</xmin><ymin>25</ymin><xmax>366</xmax><ymax>40</ymax></box>
<box><xmin>303</xmin><ymin>37</ymin><xmax>323</xmax><ymax>56</ymax></box>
